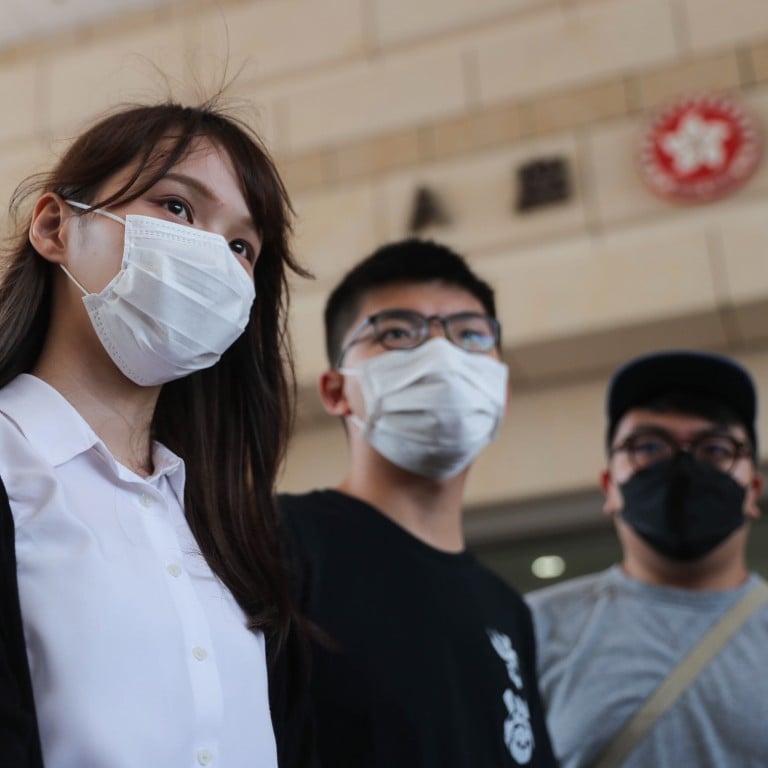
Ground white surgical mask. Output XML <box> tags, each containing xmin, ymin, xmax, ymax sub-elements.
<box><xmin>62</xmin><ymin>201</ymin><xmax>256</xmax><ymax>386</ymax></box>
<box><xmin>341</xmin><ymin>337</ymin><xmax>508</xmax><ymax>479</ymax></box>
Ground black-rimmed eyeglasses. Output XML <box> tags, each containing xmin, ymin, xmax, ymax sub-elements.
<box><xmin>610</xmin><ymin>427</ymin><xmax>753</xmax><ymax>474</ymax></box>
<box><xmin>335</xmin><ymin>309</ymin><xmax>500</xmax><ymax>368</ymax></box>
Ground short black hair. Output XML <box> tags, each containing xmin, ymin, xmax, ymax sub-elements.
<box><xmin>323</xmin><ymin>238</ymin><xmax>497</xmax><ymax>366</ymax></box>
<box><xmin>606</xmin><ymin>350</ymin><xmax>758</xmax><ymax>456</ymax></box>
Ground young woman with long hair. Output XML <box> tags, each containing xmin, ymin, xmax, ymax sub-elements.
<box><xmin>0</xmin><ymin>100</ymin><xmax>314</xmax><ymax>767</ymax></box>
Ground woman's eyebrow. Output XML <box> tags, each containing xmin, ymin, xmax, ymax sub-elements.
<box><xmin>163</xmin><ymin>172</ymin><xmax>217</xmax><ymax>201</ymax></box>
<box><xmin>162</xmin><ymin>172</ymin><xmax>260</xmax><ymax>237</ymax></box>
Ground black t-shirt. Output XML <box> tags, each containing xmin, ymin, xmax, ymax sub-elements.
<box><xmin>279</xmin><ymin>489</ymin><xmax>557</xmax><ymax>768</ymax></box>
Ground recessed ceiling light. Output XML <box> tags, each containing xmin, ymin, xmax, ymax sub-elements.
<box><xmin>531</xmin><ymin>555</ymin><xmax>565</xmax><ymax>579</ymax></box>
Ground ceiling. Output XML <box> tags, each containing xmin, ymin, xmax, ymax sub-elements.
<box><xmin>0</xmin><ymin>0</ymin><xmax>174</xmax><ymax>51</ymax></box>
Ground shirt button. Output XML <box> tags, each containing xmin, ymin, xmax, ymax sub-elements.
<box><xmin>139</xmin><ymin>493</ymin><xmax>154</xmax><ymax>508</ymax></box>
<box><xmin>192</xmin><ymin>646</ymin><xmax>208</xmax><ymax>662</ymax></box>
<box><xmin>197</xmin><ymin>749</ymin><xmax>213</xmax><ymax>765</ymax></box>
<box><xmin>166</xmin><ymin>563</ymin><xmax>182</xmax><ymax>578</ymax></box>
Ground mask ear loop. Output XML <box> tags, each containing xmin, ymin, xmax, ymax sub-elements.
<box><xmin>65</xmin><ymin>199</ymin><xmax>126</xmax><ymax>225</ymax></box>
<box><xmin>60</xmin><ymin>265</ymin><xmax>89</xmax><ymax>295</ymax></box>
<box><xmin>59</xmin><ymin>200</ymin><xmax>127</xmax><ymax>296</ymax></box>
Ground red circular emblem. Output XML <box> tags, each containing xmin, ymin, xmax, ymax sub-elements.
<box><xmin>638</xmin><ymin>94</ymin><xmax>762</xmax><ymax>203</ymax></box>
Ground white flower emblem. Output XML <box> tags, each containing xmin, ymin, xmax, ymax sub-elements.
<box><xmin>660</xmin><ymin>111</ymin><xmax>731</xmax><ymax>176</ymax></box>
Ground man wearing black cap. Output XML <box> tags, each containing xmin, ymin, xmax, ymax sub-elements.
<box><xmin>527</xmin><ymin>349</ymin><xmax>768</xmax><ymax>768</ymax></box>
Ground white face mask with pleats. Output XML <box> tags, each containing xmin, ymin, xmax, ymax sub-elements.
<box><xmin>340</xmin><ymin>337</ymin><xmax>508</xmax><ymax>479</ymax></box>
<box><xmin>61</xmin><ymin>200</ymin><xmax>256</xmax><ymax>386</ymax></box>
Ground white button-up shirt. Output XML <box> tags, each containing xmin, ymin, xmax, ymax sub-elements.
<box><xmin>0</xmin><ymin>374</ymin><xmax>278</xmax><ymax>768</ymax></box>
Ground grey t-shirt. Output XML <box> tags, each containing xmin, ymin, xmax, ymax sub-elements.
<box><xmin>526</xmin><ymin>566</ymin><xmax>768</xmax><ymax>768</ymax></box>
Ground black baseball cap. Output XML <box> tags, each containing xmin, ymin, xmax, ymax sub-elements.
<box><xmin>607</xmin><ymin>350</ymin><xmax>758</xmax><ymax>453</ymax></box>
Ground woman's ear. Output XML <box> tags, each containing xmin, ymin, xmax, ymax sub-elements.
<box><xmin>318</xmin><ymin>369</ymin><xmax>352</xmax><ymax>417</ymax></box>
<box><xmin>29</xmin><ymin>193</ymin><xmax>70</xmax><ymax>264</ymax></box>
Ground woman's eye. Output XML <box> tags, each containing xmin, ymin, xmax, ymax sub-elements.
<box><xmin>229</xmin><ymin>239</ymin><xmax>254</xmax><ymax>263</ymax></box>
<box><xmin>163</xmin><ymin>198</ymin><xmax>191</xmax><ymax>220</ymax></box>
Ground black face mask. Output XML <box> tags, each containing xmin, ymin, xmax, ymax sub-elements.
<box><xmin>619</xmin><ymin>453</ymin><xmax>747</xmax><ymax>561</ymax></box>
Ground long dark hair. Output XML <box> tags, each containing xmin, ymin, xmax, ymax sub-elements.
<box><xmin>0</xmin><ymin>100</ymin><xmax>307</xmax><ymax>646</ymax></box>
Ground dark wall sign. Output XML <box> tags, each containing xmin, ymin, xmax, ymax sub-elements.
<box><xmin>516</xmin><ymin>158</ymin><xmax>571</xmax><ymax>211</ymax></box>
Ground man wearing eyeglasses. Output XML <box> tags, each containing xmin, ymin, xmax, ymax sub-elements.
<box><xmin>527</xmin><ymin>350</ymin><xmax>767</xmax><ymax>768</ymax></box>
<box><xmin>280</xmin><ymin>239</ymin><xmax>556</xmax><ymax>767</ymax></box>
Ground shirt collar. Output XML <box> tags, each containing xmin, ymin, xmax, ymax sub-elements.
<box><xmin>0</xmin><ymin>374</ymin><xmax>100</xmax><ymax>467</ymax></box>
<box><xmin>0</xmin><ymin>375</ymin><xmax>185</xmax><ymax>493</ymax></box>
<box><xmin>147</xmin><ymin>442</ymin><xmax>186</xmax><ymax>502</ymax></box>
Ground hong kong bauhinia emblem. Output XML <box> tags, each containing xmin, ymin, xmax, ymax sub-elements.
<box><xmin>638</xmin><ymin>94</ymin><xmax>762</xmax><ymax>203</ymax></box>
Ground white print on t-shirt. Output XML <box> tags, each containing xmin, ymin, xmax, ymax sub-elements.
<box><xmin>488</xmin><ymin>629</ymin><xmax>534</xmax><ymax>765</ymax></box>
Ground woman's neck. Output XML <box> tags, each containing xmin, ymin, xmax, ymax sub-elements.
<box><xmin>33</xmin><ymin>349</ymin><xmax>160</xmax><ymax>478</ymax></box>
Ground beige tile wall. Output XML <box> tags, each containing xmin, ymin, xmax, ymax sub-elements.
<box><xmin>371</xmin><ymin>0</ymin><xmax>537</xmax><ymax>47</ymax></box>
<box><xmin>2</xmin><ymin>0</ymin><xmax>768</xmax><ymax>511</ymax></box>
<box><xmin>683</xmin><ymin>0</ymin><xmax>768</xmax><ymax>52</ymax></box>
<box><xmin>0</xmin><ymin>59</ymin><xmax>40</xmax><ymax>144</ymax></box>
<box><xmin>377</xmin><ymin>133</ymin><xmax>588</xmax><ymax>257</ymax></box>
<box><xmin>46</xmin><ymin>24</ymin><xmax>191</xmax><ymax>135</ymax></box>
<box><xmin>474</xmin><ymin>0</ymin><xmax>679</xmax><ymax>104</ymax></box>
<box><xmin>191</xmin><ymin>0</ymin><xmax>368</xmax><ymax>84</ymax></box>
<box><xmin>277</xmin><ymin>43</ymin><xmax>469</xmax><ymax>153</ymax></box>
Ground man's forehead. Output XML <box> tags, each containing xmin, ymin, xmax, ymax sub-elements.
<box><xmin>614</xmin><ymin>408</ymin><xmax>748</xmax><ymax>441</ymax></box>
<box><xmin>351</xmin><ymin>281</ymin><xmax>487</xmax><ymax>325</ymax></box>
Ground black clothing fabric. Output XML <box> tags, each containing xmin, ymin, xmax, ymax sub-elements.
<box><xmin>0</xmin><ymin>477</ymin><xmax>42</xmax><ymax>768</ymax></box>
<box><xmin>0</xmin><ymin>476</ymin><xmax>315</xmax><ymax>768</ymax></box>
<box><xmin>279</xmin><ymin>489</ymin><xmax>557</xmax><ymax>768</ymax></box>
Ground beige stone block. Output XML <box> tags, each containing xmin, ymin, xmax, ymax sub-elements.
<box><xmin>277</xmin><ymin>149</ymin><xmax>335</xmax><ymax>194</ymax></box>
<box><xmin>636</xmin><ymin>52</ymin><xmax>742</xmax><ymax>111</ymax></box>
<box><xmin>84</xmin><ymin>4</ymin><xmax>169</xmax><ymax>41</ymax></box>
<box><xmin>683</xmin><ymin>0</ymin><xmax>768</xmax><ymax>52</ymax></box>
<box><xmin>717</xmin><ymin>201</ymin><xmax>768</xmax><ymax>344</ymax></box>
<box><xmin>0</xmin><ymin>1</ymin><xmax>160</xmax><ymax>54</ymax></box>
<box><xmin>380</xmin><ymin>135</ymin><xmax>588</xmax><ymax>255</ymax></box>
<box><xmin>46</xmin><ymin>22</ymin><xmax>189</xmax><ymax>134</ymax></box>
<box><xmin>335</xmin><ymin>129</ymin><xmax>424</xmax><ymax>182</ymax></box>
<box><xmin>291</xmin><ymin>182</ymin><xmax>380</xmax><ymax>288</ymax></box>
<box><xmin>475</xmin><ymin>0</ymin><xmax>678</xmax><ymax>105</ymax></box>
<box><xmin>373</xmin><ymin>0</ymin><xmax>535</xmax><ymax>47</ymax></box>
<box><xmin>744</xmin><ymin>350</ymin><xmax>768</xmax><ymax>461</ymax></box>
<box><xmin>588</xmin><ymin>117</ymin><xmax>671</xmax><ymax>227</ymax></box>
<box><xmin>430</xmin><ymin>103</ymin><xmax>524</xmax><ymax>160</ymax></box>
<box><xmin>0</xmin><ymin>60</ymin><xmax>40</xmax><ymax>145</ymax></box>
<box><xmin>278</xmin><ymin>420</ymin><xmax>349</xmax><ymax>494</ymax></box>
<box><xmin>0</xmin><ymin>139</ymin><xmax>52</xmax><ymax>228</ymax></box>
<box><xmin>531</xmin><ymin>79</ymin><xmax>629</xmax><ymax>135</ymax></box>
<box><xmin>740</xmin><ymin>88</ymin><xmax>768</xmax><ymax>197</ymax></box>
<box><xmin>289</xmin><ymin>291</ymin><xmax>331</xmax><ymax>388</ymax></box>
<box><xmin>481</xmin><ymin>222</ymin><xmax>722</xmax><ymax>354</ymax></box>
<box><xmin>508</xmin><ymin>312</ymin><xmax>729</xmax><ymax>383</ymax></box>
<box><xmin>752</xmin><ymin>41</ymin><xmax>768</xmax><ymax>83</ymax></box>
<box><xmin>190</xmin><ymin>0</ymin><xmax>366</xmax><ymax>83</ymax></box>
<box><xmin>223</xmin><ymin>80</ymin><xmax>283</xmax><ymax>153</ymax></box>
<box><xmin>281</xmin><ymin>43</ymin><xmax>467</xmax><ymax>152</ymax></box>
